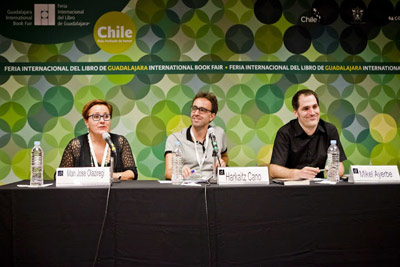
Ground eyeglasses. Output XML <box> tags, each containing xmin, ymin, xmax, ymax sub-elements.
<box><xmin>88</xmin><ymin>114</ymin><xmax>112</xmax><ymax>121</ymax></box>
<box><xmin>191</xmin><ymin>105</ymin><xmax>212</xmax><ymax>114</ymax></box>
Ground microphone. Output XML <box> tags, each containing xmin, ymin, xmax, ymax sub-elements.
<box><xmin>208</xmin><ymin>127</ymin><xmax>221</xmax><ymax>184</ymax></box>
<box><xmin>102</xmin><ymin>132</ymin><xmax>117</xmax><ymax>155</ymax></box>
<box><xmin>208</xmin><ymin>128</ymin><xmax>219</xmax><ymax>156</ymax></box>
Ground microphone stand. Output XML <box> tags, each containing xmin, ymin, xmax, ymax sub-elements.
<box><xmin>212</xmin><ymin>149</ymin><xmax>221</xmax><ymax>166</ymax></box>
<box><xmin>211</xmin><ymin>143</ymin><xmax>221</xmax><ymax>184</ymax></box>
<box><xmin>110</xmin><ymin>150</ymin><xmax>118</xmax><ymax>183</ymax></box>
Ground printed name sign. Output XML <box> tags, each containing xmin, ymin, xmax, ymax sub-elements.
<box><xmin>56</xmin><ymin>167</ymin><xmax>111</xmax><ymax>187</ymax></box>
<box><xmin>217</xmin><ymin>167</ymin><xmax>269</xmax><ymax>185</ymax></box>
<box><xmin>349</xmin><ymin>165</ymin><xmax>400</xmax><ymax>183</ymax></box>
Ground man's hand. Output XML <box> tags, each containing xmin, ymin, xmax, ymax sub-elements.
<box><xmin>294</xmin><ymin>167</ymin><xmax>320</xmax><ymax>179</ymax></box>
<box><xmin>216</xmin><ymin>158</ymin><xmax>226</xmax><ymax>168</ymax></box>
<box><xmin>182</xmin><ymin>166</ymin><xmax>192</xmax><ymax>178</ymax></box>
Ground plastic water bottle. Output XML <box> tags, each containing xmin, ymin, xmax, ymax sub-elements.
<box><xmin>30</xmin><ymin>141</ymin><xmax>44</xmax><ymax>186</ymax></box>
<box><xmin>171</xmin><ymin>141</ymin><xmax>183</xmax><ymax>185</ymax></box>
<box><xmin>326</xmin><ymin>140</ymin><xmax>340</xmax><ymax>182</ymax></box>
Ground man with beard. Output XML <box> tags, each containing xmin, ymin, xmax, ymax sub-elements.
<box><xmin>165</xmin><ymin>92</ymin><xmax>228</xmax><ymax>181</ymax></box>
<box><xmin>270</xmin><ymin>89</ymin><xmax>346</xmax><ymax>180</ymax></box>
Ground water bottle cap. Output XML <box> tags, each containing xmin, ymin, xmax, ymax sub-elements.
<box><xmin>34</xmin><ymin>141</ymin><xmax>40</xmax><ymax>146</ymax></box>
<box><xmin>330</xmin><ymin>140</ymin><xmax>337</xmax><ymax>145</ymax></box>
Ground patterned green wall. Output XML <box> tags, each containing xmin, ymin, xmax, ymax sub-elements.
<box><xmin>0</xmin><ymin>0</ymin><xmax>399</xmax><ymax>184</ymax></box>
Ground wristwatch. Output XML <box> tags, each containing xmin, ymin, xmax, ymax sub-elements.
<box><xmin>118</xmin><ymin>174</ymin><xmax>122</xmax><ymax>180</ymax></box>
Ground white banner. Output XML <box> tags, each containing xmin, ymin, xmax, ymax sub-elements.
<box><xmin>217</xmin><ymin>167</ymin><xmax>269</xmax><ymax>185</ymax></box>
<box><xmin>349</xmin><ymin>165</ymin><xmax>400</xmax><ymax>183</ymax></box>
<box><xmin>56</xmin><ymin>167</ymin><xmax>111</xmax><ymax>187</ymax></box>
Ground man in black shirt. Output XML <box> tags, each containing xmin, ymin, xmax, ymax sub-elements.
<box><xmin>270</xmin><ymin>89</ymin><xmax>346</xmax><ymax>179</ymax></box>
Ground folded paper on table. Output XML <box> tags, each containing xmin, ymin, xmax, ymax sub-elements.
<box><xmin>217</xmin><ymin>167</ymin><xmax>269</xmax><ymax>185</ymax></box>
<box><xmin>56</xmin><ymin>167</ymin><xmax>111</xmax><ymax>187</ymax></box>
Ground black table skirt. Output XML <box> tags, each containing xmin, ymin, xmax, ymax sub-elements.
<box><xmin>1</xmin><ymin>180</ymin><xmax>400</xmax><ymax>266</ymax></box>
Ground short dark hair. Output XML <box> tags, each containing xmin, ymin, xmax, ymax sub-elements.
<box><xmin>292</xmin><ymin>89</ymin><xmax>319</xmax><ymax>110</ymax></box>
<box><xmin>192</xmin><ymin>91</ymin><xmax>218</xmax><ymax>114</ymax></box>
<box><xmin>82</xmin><ymin>99</ymin><xmax>113</xmax><ymax>119</ymax></box>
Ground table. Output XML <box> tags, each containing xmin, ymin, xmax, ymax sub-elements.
<box><xmin>1</xmin><ymin>180</ymin><xmax>400</xmax><ymax>266</ymax></box>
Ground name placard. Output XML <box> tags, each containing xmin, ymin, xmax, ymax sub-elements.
<box><xmin>217</xmin><ymin>167</ymin><xmax>269</xmax><ymax>185</ymax></box>
<box><xmin>349</xmin><ymin>165</ymin><xmax>400</xmax><ymax>183</ymax></box>
<box><xmin>56</xmin><ymin>167</ymin><xmax>111</xmax><ymax>187</ymax></box>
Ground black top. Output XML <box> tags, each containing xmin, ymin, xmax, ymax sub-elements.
<box><xmin>59</xmin><ymin>133</ymin><xmax>138</xmax><ymax>179</ymax></box>
<box><xmin>270</xmin><ymin>119</ymin><xmax>347</xmax><ymax>177</ymax></box>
